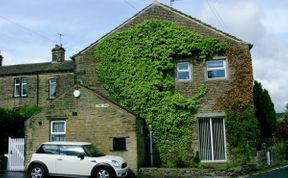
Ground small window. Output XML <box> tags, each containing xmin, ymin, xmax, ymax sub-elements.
<box><xmin>113</xmin><ymin>137</ymin><xmax>127</xmax><ymax>151</ymax></box>
<box><xmin>48</xmin><ymin>78</ymin><xmax>57</xmax><ymax>99</ymax></box>
<box><xmin>14</xmin><ymin>78</ymin><xmax>28</xmax><ymax>97</ymax></box>
<box><xmin>176</xmin><ymin>62</ymin><xmax>191</xmax><ymax>81</ymax></box>
<box><xmin>206</xmin><ymin>60</ymin><xmax>227</xmax><ymax>79</ymax></box>
<box><xmin>50</xmin><ymin>121</ymin><xmax>66</xmax><ymax>142</ymax></box>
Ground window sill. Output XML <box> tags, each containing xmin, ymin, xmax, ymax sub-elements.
<box><xmin>110</xmin><ymin>150</ymin><xmax>128</xmax><ymax>152</ymax></box>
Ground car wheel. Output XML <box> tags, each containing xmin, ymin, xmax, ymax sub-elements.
<box><xmin>94</xmin><ymin>167</ymin><xmax>113</xmax><ymax>178</ymax></box>
<box><xmin>29</xmin><ymin>164</ymin><xmax>47</xmax><ymax>178</ymax></box>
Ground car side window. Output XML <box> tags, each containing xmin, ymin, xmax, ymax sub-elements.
<box><xmin>60</xmin><ymin>145</ymin><xmax>86</xmax><ymax>156</ymax></box>
<box><xmin>36</xmin><ymin>144</ymin><xmax>59</xmax><ymax>155</ymax></box>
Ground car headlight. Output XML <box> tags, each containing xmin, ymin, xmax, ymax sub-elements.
<box><xmin>111</xmin><ymin>160</ymin><xmax>120</xmax><ymax>168</ymax></box>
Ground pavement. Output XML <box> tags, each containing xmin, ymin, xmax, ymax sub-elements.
<box><xmin>0</xmin><ymin>171</ymin><xmax>26</xmax><ymax>178</ymax></box>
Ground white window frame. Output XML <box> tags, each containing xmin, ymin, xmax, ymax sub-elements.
<box><xmin>50</xmin><ymin>120</ymin><xmax>66</xmax><ymax>142</ymax></box>
<box><xmin>176</xmin><ymin>62</ymin><xmax>192</xmax><ymax>81</ymax></box>
<box><xmin>48</xmin><ymin>77</ymin><xmax>57</xmax><ymax>99</ymax></box>
<box><xmin>206</xmin><ymin>59</ymin><xmax>227</xmax><ymax>80</ymax></box>
<box><xmin>198</xmin><ymin>117</ymin><xmax>227</xmax><ymax>163</ymax></box>
<box><xmin>21</xmin><ymin>78</ymin><xmax>28</xmax><ymax>96</ymax></box>
<box><xmin>14</xmin><ymin>78</ymin><xmax>21</xmax><ymax>97</ymax></box>
<box><xmin>14</xmin><ymin>78</ymin><xmax>28</xmax><ymax>97</ymax></box>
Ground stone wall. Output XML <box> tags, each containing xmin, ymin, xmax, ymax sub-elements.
<box><xmin>72</xmin><ymin>3</ymin><xmax>254</xmax><ymax>164</ymax></box>
<box><xmin>25</xmin><ymin>85</ymin><xmax>144</xmax><ymax>174</ymax></box>
<box><xmin>0</xmin><ymin>72</ymin><xmax>74</xmax><ymax>109</ymax></box>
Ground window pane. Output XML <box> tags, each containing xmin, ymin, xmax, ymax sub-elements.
<box><xmin>212</xmin><ymin>118</ymin><xmax>226</xmax><ymax>160</ymax></box>
<box><xmin>52</xmin><ymin>122</ymin><xmax>65</xmax><ymax>133</ymax></box>
<box><xmin>198</xmin><ymin>117</ymin><xmax>226</xmax><ymax>161</ymax></box>
<box><xmin>15</xmin><ymin>85</ymin><xmax>20</xmax><ymax>97</ymax></box>
<box><xmin>49</xmin><ymin>78</ymin><xmax>57</xmax><ymax>99</ymax></box>
<box><xmin>22</xmin><ymin>83</ymin><xmax>28</xmax><ymax>96</ymax></box>
<box><xmin>207</xmin><ymin>61</ymin><xmax>224</xmax><ymax>68</ymax></box>
<box><xmin>199</xmin><ymin>118</ymin><xmax>212</xmax><ymax>161</ymax></box>
<box><xmin>178</xmin><ymin>71</ymin><xmax>190</xmax><ymax>80</ymax></box>
<box><xmin>177</xmin><ymin>63</ymin><xmax>189</xmax><ymax>70</ymax></box>
<box><xmin>208</xmin><ymin>70</ymin><xmax>225</xmax><ymax>78</ymax></box>
<box><xmin>51</xmin><ymin>134</ymin><xmax>65</xmax><ymax>142</ymax></box>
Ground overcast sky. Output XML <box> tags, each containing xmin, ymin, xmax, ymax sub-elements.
<box><xmin>0</xmin><ymin>0</ymin><xmax>287</xmax><ymax>112</ymax></box>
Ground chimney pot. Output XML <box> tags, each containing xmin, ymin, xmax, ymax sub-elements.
<box><xmin>52</xmin><ymin>44</ymin><xmax>65</xmax><ymax>62</ymax></box>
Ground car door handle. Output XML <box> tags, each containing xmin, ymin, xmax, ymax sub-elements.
<box><xmin>57</xmin><ymin>158</ymin><xmax>63</xmax><ymax>161</ymax></box>
<box><xmin>91</xmin><ymin>160</ymin><xmax>97</xmax><ymax>163</ymax></box>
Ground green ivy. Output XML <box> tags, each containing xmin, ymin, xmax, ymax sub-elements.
<box><xmin>225</xmin><ymin>106</ymin><xmax>259</xmax><ymax>165</ymax></box>
<box><xmin>94</xmin><ymin>19</ymin><xmax>227</xmax><ymax>166</ymax></box>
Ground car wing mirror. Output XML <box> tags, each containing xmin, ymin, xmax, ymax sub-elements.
<box><xmin>78</xmin><ymin>154</ymin><xmax>85</xmax><ymax>160</ymax></box>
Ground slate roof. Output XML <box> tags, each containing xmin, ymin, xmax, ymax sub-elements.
<box><xmin>0</xmin><ymin>60</ymin><xmax>75</xmax><ymax>76</ymax></box>
<box><xmin>71</xmin><ymin>1</ymin><xmax>252</xmax><ymax>59</ymax></box>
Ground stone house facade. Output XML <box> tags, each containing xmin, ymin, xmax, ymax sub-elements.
<box><xmin>72</xmin><ymin>2</ymin><xmax>254</xmax><ymax>163</ymax></box>
<box><xmin>0</xmin><ymin>1</ymin><xmax>253</xmax><ymax>174</ymax></box>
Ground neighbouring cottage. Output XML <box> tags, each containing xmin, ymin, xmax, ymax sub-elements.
<box><xmin>0</xmin><ymin>1</ymin><xmax>254</xmax><ymax>175</ymax></box>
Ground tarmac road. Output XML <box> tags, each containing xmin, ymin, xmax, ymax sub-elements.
<box><xmin>0</xmin><ymin>171</ymin><xmax>26</xmax><ymax>178</ymax></box>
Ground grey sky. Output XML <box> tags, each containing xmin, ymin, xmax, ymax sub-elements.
<box><xmin>0</xmin><ymin>0</ymin><xmax>287</xmax><ymax>112</ymax></box>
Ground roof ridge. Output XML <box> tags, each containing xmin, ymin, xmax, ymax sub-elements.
<box><xmin>71</xmin><ymin>1</ymin><xmax>252</xmax><ymax>58</ymax></box>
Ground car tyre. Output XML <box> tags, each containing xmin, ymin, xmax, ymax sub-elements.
<box><xmin>94</xmin><ymin>166</ymin><xmax>114</xmax><ymax>178</ymax></box>
<box><xmin>29</xmin><ymin>164</ymin><xmax>47</xmax><ymax>178</ymax></box>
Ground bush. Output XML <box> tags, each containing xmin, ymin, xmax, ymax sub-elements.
<box><xmin>225</xmin><ymin>106</ymin><xmax>259</xmax><ymax>165</ymax></box>
<box><xmin>275</xmin><ymin>117</ymin><xmax>288</xmax><ymax>139</ymax></box>
<box><xmin>0</xmin><ymin>105</ymin><xmax>40</xmax><ymax>155</ymax></box>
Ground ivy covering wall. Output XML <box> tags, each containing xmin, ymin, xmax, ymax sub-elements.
<box><xmin>94</xmin><ymin>19</ymin><xmax>227</xmax><ymax>166</ymax></box>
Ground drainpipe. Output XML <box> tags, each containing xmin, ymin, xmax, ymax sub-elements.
<box><xmin>36</xmin><ymin>74</ymin><xmax>39</xmax><ymax>106</ymax></box>
<box><xmin>149</xmin><ymin>125</ymin><xmax>154</xmax><ymax>167</ymax></box>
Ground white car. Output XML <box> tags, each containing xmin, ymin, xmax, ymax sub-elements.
<box><xmin>27</xmin><ymin>142</ymin><xmax>128</xmax><ymax>178</ymax></box>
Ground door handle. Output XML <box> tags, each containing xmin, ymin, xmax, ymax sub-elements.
<box><xmin>57</xmin><ymin>158</ymin><xmax>63</xmax><ymax>161</ymax></box>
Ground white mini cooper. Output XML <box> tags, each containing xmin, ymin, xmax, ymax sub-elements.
<box><xmin>27</xmin><ymin>142</ymin><xmax>128</xmax><ymax>178</ymax></box>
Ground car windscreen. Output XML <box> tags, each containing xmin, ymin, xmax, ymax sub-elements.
<box><xmin>83</xmin><ymin>145</ymin><xmax>105</xmax><ymax>157</ymax></box>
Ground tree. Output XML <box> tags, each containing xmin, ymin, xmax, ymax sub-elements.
<box><xmin>253</xmin><ymin>80</ymin><xmax>276</xmax><ymax>138</ymax></box>
<box><xmin>275</xmin><ymin>104</ymin><xmax>288</xmax><ymax>139</ymax></box>
<box><xmin>0</xmin><ymin>105</ymin><xmax>40</xmax><ymax>155</ymax></box>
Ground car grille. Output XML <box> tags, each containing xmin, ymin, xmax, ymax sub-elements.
<box><xmin>121</xmin><ymin>162</ymin><xmax>127</xmax><ymax>168</ymax></box>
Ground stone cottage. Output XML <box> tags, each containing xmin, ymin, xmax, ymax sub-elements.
<box><xmin>71</xmin><ymin>1</ymin><xmax>253</xmax><ymax>164</ymax></box>
<box><xmin>0</xmin><ymin>1</ymin><xmax>254</xmax><ymax>174</ymax></box>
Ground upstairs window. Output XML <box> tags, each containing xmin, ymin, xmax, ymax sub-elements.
<box><xmin>176</xmin><ymin>62</ymin><xmax>191</xmax><ymax>81</ymax></box>
<box><xmin>14</xmin><ymin>78</ymin><xmax>28</xmax><ymax>97</ymax></box>
<box><xmin>50</xmin><ymin>120</ymin><xmax>66</xmax><ymax>142</ymax></box>
<box><xmin>206</xmin><ymin>60</ymin><xmax>227</xmax><ymax>79</ymax></box>
<box><xmin>48</xmin><ymin>78</ymin><xmax>57</xmax><ymax>99</ymax></box>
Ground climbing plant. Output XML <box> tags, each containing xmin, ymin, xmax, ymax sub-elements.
<box><xmin>94</xmin><ymin>19</ymin><xmax>227</xmax><ymax>166</ymax></box>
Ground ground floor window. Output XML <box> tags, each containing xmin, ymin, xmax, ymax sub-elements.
<box><xmin>50</xmin><ymin>120</ymin><xmax>66</xmax><ymax>142</ymax></box>
<box><xmin>198</xmin><ymin>117</ymin><xmax>227</xmax><ymax>162</ymax></box>
<box><xmin>113</xmin><ymin>137</ymin><xmax>127</xmax><ymax>151</ymax></box>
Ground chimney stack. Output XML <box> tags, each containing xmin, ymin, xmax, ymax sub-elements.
<box><xmin>0</xmin><ymin>54</ymin><xmax>3</xmax><ymax>66</ymax></box>
<box><xmin>52</xmin><ymin>45</ymin><xmax>65</xmax><ymax>62</ymax></box>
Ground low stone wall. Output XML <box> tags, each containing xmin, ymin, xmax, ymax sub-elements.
<box><xmin>138</xmin><ymin>166</ymin><xmax>257</xmax><ymax>178</ymax></box>
<box><xmin>254</xmin><ymin>141</ymin><xmax>287</xmax><ymax>168</ymax></box>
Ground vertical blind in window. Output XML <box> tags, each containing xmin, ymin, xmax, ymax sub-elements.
<box><xmin>198</xmin><ymin>117</ymin><xmax>226</xmax><ymax>162</ymax></box>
